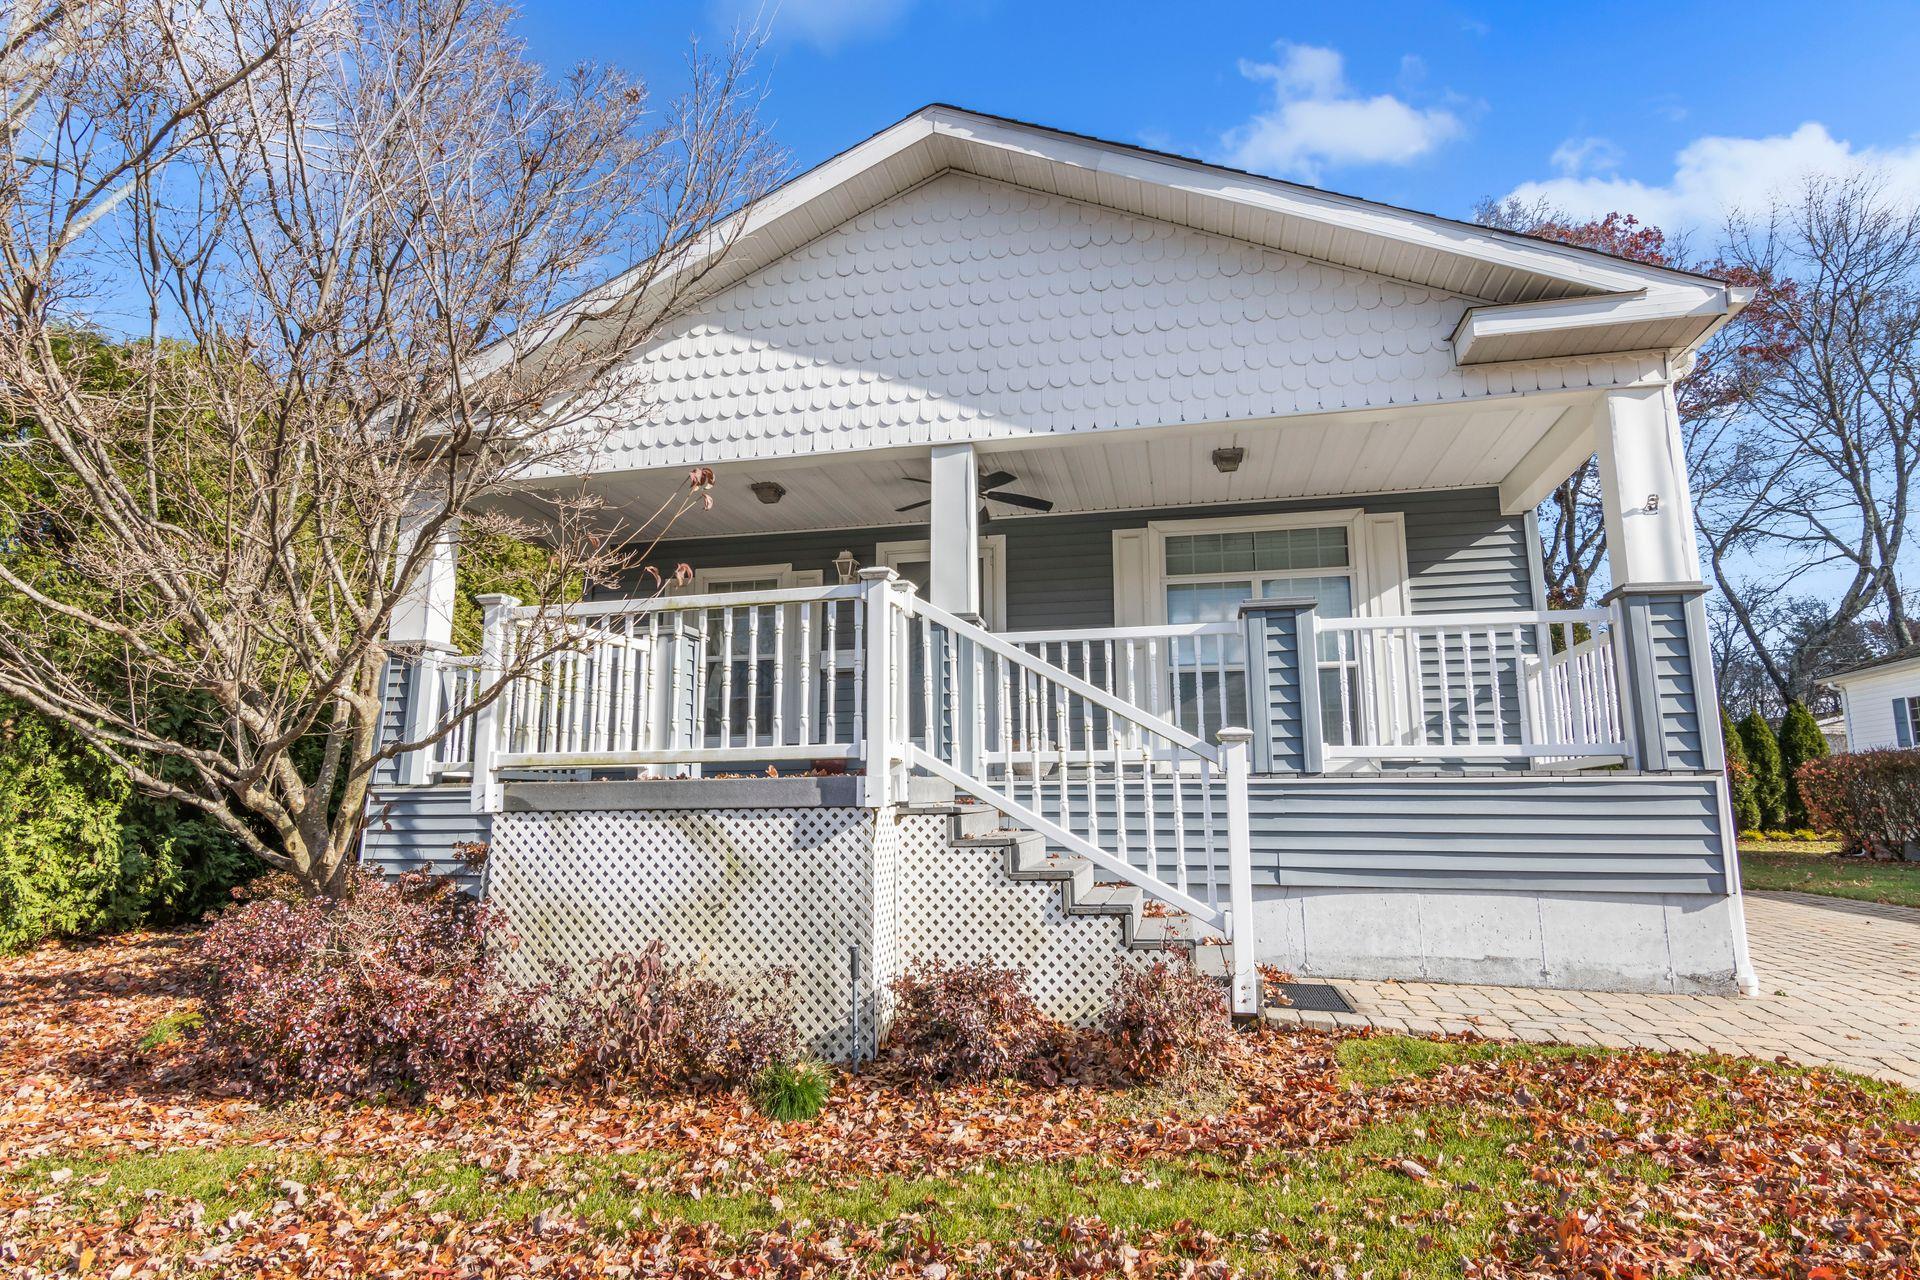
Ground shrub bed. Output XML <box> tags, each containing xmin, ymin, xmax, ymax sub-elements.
<box><xmin>198</xmin><ymin>872</ymin><xmax>551</xmax><ymax>1096</ymax></box>
<box><xmin>562</xmin><ymin>942</ymin><xmax>798</xmax><ymax>1092</ymax></box>
<box><xmin>1101</xmin><ymin>957</ymin><xmax>1235</xmax><ymax>1082</ymax></box>
<box><xmin>1797</xmin><ymin>749</ymin><xmax>1920</xmax><ymax>857</ymax></box>
<box><xmin>884</xmin><ymin>959</ymin><xmax>1061</xmax><ymax>1083</ymax></box>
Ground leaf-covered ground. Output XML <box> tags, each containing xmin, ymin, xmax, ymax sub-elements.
<box><xmin>4</xmin><ymin>932</ymin><xmax>1920</xmax><ymax>1277</ymax></box>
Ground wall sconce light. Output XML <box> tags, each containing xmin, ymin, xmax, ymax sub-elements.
<box><xmin>833</xmin><ymin>549</ymin><xmax>858</xmax><ymax>584</ymax></box>
<box><xmin>750</xmin><ymin>481</ymin><xmax>786</xmax><ymax>505</ymax></box>
<box><xmin>1212</xmin><ymin>447</ymin><xmax>1245</xmax><ymax>474</ymax></box>
<box><xmin>1645</xmin><ymin>494</ymin><xmax>1660</xmax><ymax>513</ymax></box>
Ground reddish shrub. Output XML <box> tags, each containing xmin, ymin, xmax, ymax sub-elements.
<box><xmin>198</xmin><ymin>871</ymin><xmax>550</xmax><ymax>1097</ymax></box>
<box><xmin>1101</xmin><ymin>958</ymin><xmax>1235</xmax><ymax>1082</ymax></box>
<box><xmin>562</xmin><ymin>943</ymin><xmax>797</xmax><ymax>1091</ymax></box>
<box><xmin>884</xmin><ymin>959</ymin><xmax>1059</xmax><ymax>1084</ymax></box>
<box><xmin>1797</xmin><ymin>749</ymin><xmax>1920</xmax><ymax>857</ymax></box>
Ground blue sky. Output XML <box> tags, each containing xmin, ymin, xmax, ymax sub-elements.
<box><xmin>515</xmin><ymin>0</ymin><xmax>1920</xmax><ymax>243</ymax></box>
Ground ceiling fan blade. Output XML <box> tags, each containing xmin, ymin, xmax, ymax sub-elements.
<box><xmin>977</xmin><ymin>469</ymin><xmax>1017</xmax><ymax>491</ymax></box>
<box><xmin>902</xmin><ymin>476</ymin><xmax>930</xmax><ymax>485</ymax></box>
<box><xmin>984</xmin><ymin>489</ymin><xmax>1053</xmax><ymax>512</ymax></box>
<box><xmin>894</xmin><ymin>499</ymin><xmax>932</xmax><ymax>513</ymax></box>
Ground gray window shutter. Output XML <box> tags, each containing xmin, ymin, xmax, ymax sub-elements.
<box><xmin>1898</xmin><ymin>698</ymin><xmax>1915</xmax><ymax>748</ymax></box>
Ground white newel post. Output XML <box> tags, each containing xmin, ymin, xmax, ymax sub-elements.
<box><xmin>469</xmin><ymin>593</ymin><xmax>520</xmax><ymax>814</ymax></box>
<box><xmin>1216</xmin><ymin>726</ymin><xmax>1259</xmax><ymax>1015</ymax></box>
<box><xmin>858</xmin><ymin>568</ymin><xmax>900</xmax><ymax>807</ymax></box>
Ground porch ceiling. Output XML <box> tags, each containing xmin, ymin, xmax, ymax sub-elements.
<box><xmin>483</xmin><ymin>397</ymin><xmax>1582</xmax><ymax>541</ymax></box>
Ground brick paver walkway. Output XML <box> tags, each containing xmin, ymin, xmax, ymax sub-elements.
<box><xmin>1264</xmin><ymin>891</ymin><xmax>1920</xmax><ymax>1085</ymax></box>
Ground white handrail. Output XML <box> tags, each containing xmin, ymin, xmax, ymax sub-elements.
<box><xmin>909</xmin><ymin>596</ymin><xmax>1220</xmax><ymax>763</ymax></box>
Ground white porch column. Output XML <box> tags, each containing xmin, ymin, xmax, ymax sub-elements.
<box><xmin>389</xmin><ymin>514</ymin><xmax>460</xmax><ymax>648</ymax></box>
<box><xmin>387</xmin><ymin>513</ymin><xmax>459</xmax><ymax>786</ymax></box>
<box><xmin>1592</xmin><ymin>386</ymin><xmax>1700</xmax><ymax>588</ymax></box>
<box><xmin>928</xmin><ymin>443</ymin><xmax>980</xmax><ymax>619</ymax></box>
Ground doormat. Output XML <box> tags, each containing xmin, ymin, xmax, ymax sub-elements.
<box><xmin>1275</xmin><ymin>982</ymin><xmax>1355</xmax><ymax>1014</ymax></box>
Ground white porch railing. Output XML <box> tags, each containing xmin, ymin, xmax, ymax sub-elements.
<box><xmin>452</xmin><ymin>573</ymin><xmax>1262</xmax><ymax>1013</ymax></box>
<box><xmin>1315</xmin><ymin>609</ymin><xmax>1628</xmax><ymax>762</ymax></box>
<box><xmin>426</xmin><ymin>655</ymin><xmax>480</xmax><ymax>777</ymax></box>
<box><xmin>481</xmin><ymin>584</ymin><xmax>870</xmax><ymax>776</ymax></box>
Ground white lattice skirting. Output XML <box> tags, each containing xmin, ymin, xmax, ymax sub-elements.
<box><xmin>485</xmin><ymin>806</ymin><xmax>1140</xmax><ymax>1061</ymax></box>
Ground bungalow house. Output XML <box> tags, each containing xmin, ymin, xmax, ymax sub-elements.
<box><xmin>365</xmin><ymin>106</ymin><xmax>1759</xmax><ymax>1058</ymax></box>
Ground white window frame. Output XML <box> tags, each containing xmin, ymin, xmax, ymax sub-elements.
<box><xmin>689</xmin><ymin>562</ymin><xmax>822</xmax><ymax>593</ymax></box>
<box><xmin>874</xmin><ymin>535</ymin><xmax>1008</xmax><ymax>630</ymax></box>
<box><xmin>1114</xmin><ymin>508</ymin><xmax>1409</xmax><ymax>626</ymax></box>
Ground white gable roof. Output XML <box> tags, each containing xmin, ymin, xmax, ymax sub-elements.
<box><xmin>500</xmin><ymin>107</ymin><xmax>1749</xmax><ymax>478</ymax></box>
<box><xmin>551</xmin><ymin>106</ymin><xmax>1747</xmax><ymax>372</ymax></box>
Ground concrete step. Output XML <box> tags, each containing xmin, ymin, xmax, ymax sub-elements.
<box><xmin>907</xmin><ymin>776</ymin><xmax>957</xmax><ymax>807</ymax></box>
<box><xmin>947</xmin><ymin>806</ymin><xmax>1000</xmax><ymax>840</ymax></box>
<box><xmin>1073</xmin><ymin>881</ymin><xmax>1145</xmax><ymax>916</ymax></box>
<box><xmin>1127</xmin><ymin>910</ymin><xmax>1200</xmax><ymax>952</ymax></box>
<box><xmin>1190</xmin><ymin>943</ymin><xmax>1232</xmax><ymax>978</ymax></box>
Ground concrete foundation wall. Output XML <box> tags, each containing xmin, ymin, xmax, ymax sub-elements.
<box><xmin>1253</xmin><ymin>886</ymin><xmax>1746</xmax><ymax>994</ymax></box>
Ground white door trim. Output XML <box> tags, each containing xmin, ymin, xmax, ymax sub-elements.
<box><xmin>875</xmin><ymin>536</ymin><xmax>1008</xmax><ymax>630</ymax></box>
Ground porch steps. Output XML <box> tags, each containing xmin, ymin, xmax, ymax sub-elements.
<box><xmin>903</xmin><ymin>784</ymin><xmax>1225</xmax><ymax>970</ymax></box>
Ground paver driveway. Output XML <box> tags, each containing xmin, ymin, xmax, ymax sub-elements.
<box><xmin>1264</xmin><ymin>890</ymin><xmax>1920</xmax><ymax>1086</ymax></box>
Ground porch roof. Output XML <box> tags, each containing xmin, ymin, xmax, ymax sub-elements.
<box><xmin>487</xmin><ymin>395</ymin><xmax>1582</xmax><ymax>540</ymax></box>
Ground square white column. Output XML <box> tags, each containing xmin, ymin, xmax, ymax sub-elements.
<box><xmin>389</xmin><ymin>514</ymin><xmax>459</xmax><ymax>648</ymax></box>
<box><xmin>1593</xmin><ymin>386</ymin><xmax>1701</xmax><ymax>588</ymax></box>
<box><xmin>928</xmin><ymin>443</ymin><xmax>980</xmax><ymax>617</ymax></box>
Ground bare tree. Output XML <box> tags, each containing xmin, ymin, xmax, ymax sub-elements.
<box><xmin>1706</xmin><ymin>174</ymin><xmax>1920</xmax><ymax>699</ymax></box>
<box><xmin>0</xmin><ymin>0</ymin><xmax>781</xmax><ymax>892</ymax></box>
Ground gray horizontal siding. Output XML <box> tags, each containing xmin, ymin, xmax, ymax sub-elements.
<box><xmin>361</xmin><ymin>784</ymin><xmax>491</xmax><ymax>893</ymax></box>
<box><xmin>626</xmin><ymin>487</ymin><xmax>1534</xmax><ymax>630</ymax></box>
<box><xmin>1031</xmin><ymin>775</ymin><xmax>1728</xmax><ymax>896</ymax></box>
<box><xmin>1647</xmin><ymin>597</ymin><xmax>1705</xmax><ymax>770</ymax></box>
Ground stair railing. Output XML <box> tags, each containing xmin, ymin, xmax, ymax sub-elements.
<box><xmin>886</xmin><ymin>586</ymin><xmax>1259</xmax><ymax>1013</ymax></box>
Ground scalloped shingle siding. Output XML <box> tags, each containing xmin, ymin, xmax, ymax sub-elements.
<box><xmin>592</xmin><ymin>174</ymin><xmax>1657</xmax><ymax>470</ymax></box>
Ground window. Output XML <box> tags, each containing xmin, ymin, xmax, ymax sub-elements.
<box><xmin>1160</xmin><ymin>524</ymin><xmax>1358</xmax><ymax>743</ymax></box>
<box><xmin>1904</xmin><ymin>695</ymin><xmax>1920</xmax><ymax>748</ymax></box>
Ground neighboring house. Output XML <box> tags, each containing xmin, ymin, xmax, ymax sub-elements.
<box><xmin>364</xmin><ymin>106</ymin><xmax>1760</xmax><ymax>1056</ymax></box>
<box><xmin>1826</xmin><ymin>650</ymin><xmax>1920</xmax><ymax>751</ymax></box>
<box><xmin>1815</xmin><ymin>712</ymin><xmax>1849</xmax><ymax>756</ymax></box>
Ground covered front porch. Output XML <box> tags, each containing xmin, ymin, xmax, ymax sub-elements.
<box><xmin>406</xmin><ymin>380</ymin><xmax>1715</xmax><ymax>790</ymax></box>
<box><xmin>372</xmin><ymin>382</ymin><xmax>1746</xmax><ymax>1009</ymax></box>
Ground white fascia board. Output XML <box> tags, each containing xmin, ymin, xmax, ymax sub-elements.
<box><xmin>924</xmin><ymin>107</ymin><xmax>1733</xmax><ymax>301</ymax></box>
<box><xmin>1451</xmin><ymin>285</ymin><xmax>1736</xmax><ymax>364</ymax></box>
<box><xmin>1827</xmin><ymin>654</ymin><xmax>1920</xmax><ymax>688</ymax></box>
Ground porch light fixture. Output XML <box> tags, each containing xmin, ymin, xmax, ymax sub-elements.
<box><xmin>834</xmin><ymin>549</ymin><xmax>858</xmax><ymax>584</ymax></box>
<box><xmin>750</xmin><ymin>480</ymin><xmax>786</xmax><ymax>505</ymax></box>
<box><xmin>1644</xmin><ymin>494</ymin><xmax>1660</xmax><ymax>513</ymax></box>
<box><xmin>1211</xmin><ymin>447</ymin><xmax>1245</xmax><ymax>474</ymax></box>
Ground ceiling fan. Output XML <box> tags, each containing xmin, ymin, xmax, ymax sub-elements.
<box><xmin>895</xmin><ymin>468</ymin><xmax>1053</xmax><ymax>514</ymax></box>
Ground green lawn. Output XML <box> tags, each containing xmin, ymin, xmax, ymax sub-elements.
<box><xmin>1739</xmin><ymin>838</ymin><xmax>1920</xmax><ymax>908</ymax></box>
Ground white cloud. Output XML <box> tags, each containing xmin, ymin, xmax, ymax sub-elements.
<box><xmin>1219</xmin><ymin>42</ymin><xmax>1464</xmax><ymax>181</ymax></box>
<box><xmin>1549</xmin><ymin>135</ymin><xmax>1623</xmax><ymax>178</ymax></box>
<box><xmin>1505</xmin><ymin>123</ymin><xmax>1920</xmax><ymax>231</ymax></box>
<box><xmin>714</xmin><ymin>0</ymin><xmax>911</xmax><ymax>50</ymax></box>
